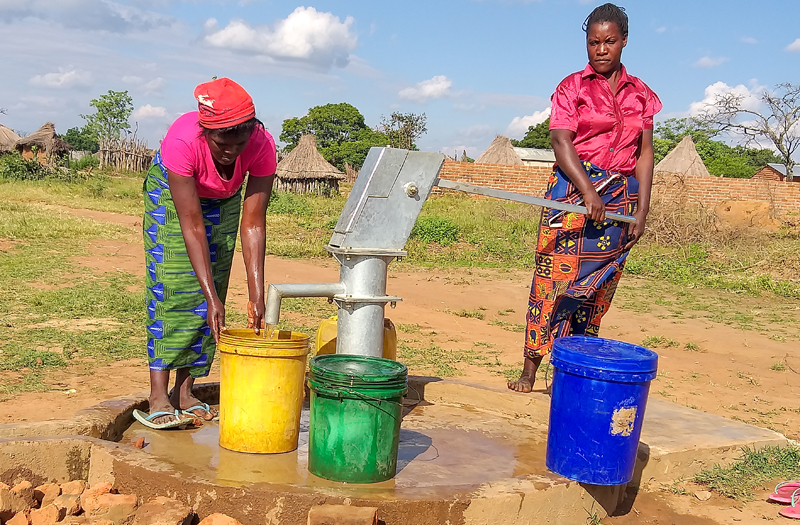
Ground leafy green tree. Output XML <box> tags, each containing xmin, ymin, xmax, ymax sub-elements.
<box><xmin>81</xmin><ymin>90</ymin><xmax>133</xmax><ymax>141</ymax></box>
<box><xmin>511</xmin><ymin>118</ymin><xmax>552</xmax><ymax>149</ymax></box>
<box><xmin>280</xmin><ymin>103</ymin><xmax>391</xmax><ymax>170</ymax></box>
<box><xmin>654</xmin><ymin>118</ymin><xmax>781</xmax><ymax>178</ymax></box>
<box><xmin>63</xmin><ymin>126</ymin><xmax>99</xmax><ymax>152</ymax></box>
<box><xmin>377</xmin><ymin>112</ymin><xmax>428</xmax><ymax>150</ymax></box>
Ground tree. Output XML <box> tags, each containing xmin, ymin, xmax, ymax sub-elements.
<box><xmin>280</xmin><ymin>103</ymin><xmax>368</xmax><ymax>151</ymax></box>
<box><xmin>695</xmin><ymin>83</ymin><xmax>800</xmax><ymax>181</ymax></box>
<box><xmin>376</xmin><ymin>112</ymin><xmax>427</xmax><ymax>150</ymax></box>
<box><xmin>81</xmin><ymin>90</ymin><xmax>134</xmax><ymax>141</ymax></box>
<box><xmin>63</xmin><ymin>126</ymin><xmax>100</xmax><ymax>152</ymax></box>
<box><xmin>280</xmin><ymin>103</ymin><xmax>390</xmax><ymax>170</ymax></box>
<box><xmin>511</xmin><ymin>118</ymin><xmax>552</xmax><ymax>149</ymax></box>
<box><xmin>654</xmin><ymin>118</ymin><xmax>781</xmax><ymax>178</ymax></box>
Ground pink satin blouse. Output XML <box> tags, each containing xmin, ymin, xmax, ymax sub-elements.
<box><xmin>549</xmin><ymin>63</ymin><xmax>662</xmax><ymax>175</ymax></box>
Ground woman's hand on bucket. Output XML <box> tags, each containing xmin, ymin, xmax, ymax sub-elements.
<box><xmin>208</xmin><ymin>296</ymin><xmax>226</xmax><ymax>344</ymax></box>
<box><xmin>247</xmin><ymin>299</ymin><xmax>265</xmax><ymax>335</ymax></box>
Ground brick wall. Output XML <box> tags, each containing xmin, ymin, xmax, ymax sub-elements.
<box><xmin>435</xmin><ymin>160</ymin><xmax>800</xmax><ymax>216</ymax></box>
<box><xmin>752</xmin><ymin>166</ymin><xmax>784</xmax><ymax>182</ymax></box>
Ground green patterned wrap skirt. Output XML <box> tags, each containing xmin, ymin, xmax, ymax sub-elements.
<box><xmin>143</xmin><ymin>151</ymin><xmax>241</xmax><ymax>378</ymax></box>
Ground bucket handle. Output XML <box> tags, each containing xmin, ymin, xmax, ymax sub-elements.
<box><xmin>313</xmin><ymin>382</ymin><xmax>405</xmax><ymax>422</ymax></box>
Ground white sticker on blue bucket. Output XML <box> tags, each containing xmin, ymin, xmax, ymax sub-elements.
<box><xmin>610</xmin><ymin>406</ymin><xmax>637</xmax><ymax>437</ymax></box>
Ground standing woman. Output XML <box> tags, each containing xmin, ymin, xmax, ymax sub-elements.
<box><xmin>509</xmin><ymin>4</ymin><xmax>661</xmax><ymax>392</ymax></box>
<box><xmin>136</xmin><ymin>78</ymin><xmax>277</xmax><ymax>428</ymax></box>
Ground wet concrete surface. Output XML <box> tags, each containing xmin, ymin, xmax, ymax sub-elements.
<box><xmin>121</xmin><ymin>401</ymin><xmax>551</xmax><ymax>500</ymax></box>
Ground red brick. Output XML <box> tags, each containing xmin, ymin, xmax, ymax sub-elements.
<box><xmin>53</xmin><ymin>494</ymin><xmax>82</xmax><ymax>516</ymax></box>
<box><xmin>196</xmin><ymin>514</ymin><xmax>243</xmax><ymax>525</ymax></box>
<box><xmin>29</xmin><ymin>504</ymin><xmax>66</xmax><ymax>525</ymax></box>
<box><xmin>128</xmin><ymin>497</ymin><xmax>192</xmax><ymax>525</ymax></box>
<box><xmin>11</xmin><ymin>482</ymin><xmax>36</xmax><ymax>509</ymax></box>
<box><xmin>59</xmin><ymin>481</ymin><xmax>89</xmax><ymax>497</ymax></box>
<box><xmin>84</xmin><ymin>494</ymin><xmax>137</xmax><ymax>525</ymax></box>
<box><xmin>34</xmin><ymin>484</ymin><xmax>61</xmax><ymax>508</ymax></box>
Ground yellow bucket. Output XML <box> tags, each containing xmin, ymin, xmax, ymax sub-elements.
<box><xmin>218</xmin><ymin>329</ymin><xmax>309</xmax><ymax>454</ymax></box>
<box><xmin>315</xmin><ymin>316</ymin><xmax>397</xmax><ymax>360</ymax></box>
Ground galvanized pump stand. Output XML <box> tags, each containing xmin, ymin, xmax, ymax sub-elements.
<box><xmin>264</xmin><ymin>147</ymin><xmax>635</xmax><ymax>358</ymax></box>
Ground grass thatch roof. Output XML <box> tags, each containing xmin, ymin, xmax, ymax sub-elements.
<box><xmin>276</xmin><ymin>134</ymin><xmax>344</xmax><ymax>180</ymax></box>
<box><xmin>0</xmin><ymin>124</ymin><xmax>20</xmax><ymax>153</ymax></box>
<box><xmin>655</xmin><ymin>136</ymin><xmax>711</xmax><ymax>177</ymax></box>
<box><xmin>475</xmin><ymin>135</ymin><xmax>523</xmax><ymax>165</ymax></box>
<box><xmin>15</xmin><ymin>122</ymin><xmax>71</xmax><ymax>155</ymax></box>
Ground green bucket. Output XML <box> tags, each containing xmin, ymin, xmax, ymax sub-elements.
<box><xmin>307</xmin><ymin>355</ymin><xmax>408</xmax><ymax>484</ymax></box>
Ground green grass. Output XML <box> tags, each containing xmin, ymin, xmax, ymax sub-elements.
<box><xmin>694</xmin><ymin>445</ymin><xmax>800</xmax><ymax>500</ymax></box>
<box><xmin>397</xmin><ymin>343</ymin><xmax>492</xmax><ymax>377</ymax></box>
<box><xmin>449</xmin><ymin>309</ymin><xmax>485</xmax><ymax>320</ymax></box>
<box><xmin>0</xmin><ymin>203</ymin><xmax>144</xmax><ymax>398</ymax></box>
<box><xmin>771</xmin><ymin>362</ymin><xmax>787</xmax><ymax>371</ymax></box>
<box><xmin>641</xmin><ymin>336</ymin><xmax>680</xmax><ymax>349</ymax></box>
<box><xmin>489</xmin><ymin>319</ymin><xmax>526</xmax><ymax>332</ymax></box>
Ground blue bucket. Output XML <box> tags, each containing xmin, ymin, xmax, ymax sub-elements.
<box><xmin>546</xmin><ymin>336</ymin><xmax>658</xmax><ymax>485</ymax></box>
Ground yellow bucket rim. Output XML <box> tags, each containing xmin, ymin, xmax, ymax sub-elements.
<box><xmin>219</xmin><ymin>328</ymin><xmax>310</xmax><ymax>357</ymax></box>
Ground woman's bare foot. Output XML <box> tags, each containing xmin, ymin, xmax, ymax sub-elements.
<box><xmin>171</xmin><ymin>369</ymin><xmax>218</xmax><ymax>421</ymax></box>
<box><xmin>148</xmin><ymin>370</ymin><xmax>182</xmax><ymax>425</ymax></box>
<box><xmin>507</xmin><ymin>356</ymin><xmax>542</xmax><ymax>393</ymax></box>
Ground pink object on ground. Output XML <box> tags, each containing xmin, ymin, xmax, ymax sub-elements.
<box><xmin>779</xmin><ymin>488</ymin><xmax>800</xmax><ymax>519</ymax></box>
<box><xmin>771</xmin><ymin>481</ymin><xmax>800</xmax><ymax>505</ymax></box>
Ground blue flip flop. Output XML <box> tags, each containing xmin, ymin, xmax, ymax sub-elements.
<box><xmin>180</xmin><ymin>403</ymin><xmax>219</xmax><ymax>422</ymax></box>
<box><xmin>132</xmin><ymin>409</ymin><xmax>193</xmax><ymax>430</ymax></box>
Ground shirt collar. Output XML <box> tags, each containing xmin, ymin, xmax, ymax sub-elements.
<box><xmin>582</xmin><ymin>63</ymin><xmax>633</xmax><ymax>88</ymax></box>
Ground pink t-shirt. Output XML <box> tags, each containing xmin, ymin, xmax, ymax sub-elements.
<box><xmin>160</xmin><ymin>111</ymin><xmax>277</xmax><ymax>199</ymax></box>
<box><xmin>550</xmin><ymin>64</ymin><xmax>662</xmax><ymax>175</ymax></box>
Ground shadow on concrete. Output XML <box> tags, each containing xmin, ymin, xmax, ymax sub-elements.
<box><xmin>395</xmin><ymin>429</ymin><xmax>435</xmax><ymax>474</ymax></box>
<box><xmin>577</xmin><ymin>441</ymin><xmax>651</xmax><ymax>517</ymax></box>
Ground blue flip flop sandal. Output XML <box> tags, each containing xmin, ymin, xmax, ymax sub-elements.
<box><xmin>180</xmin><ymin>403</ymin><xmax>219</xmax><ymax>422</ymax></box>
<box><xmin>132</xmin><ymin>409</ymin><xmax>193</xmax><ymax>430</ymax></box>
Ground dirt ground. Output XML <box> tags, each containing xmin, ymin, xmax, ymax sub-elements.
<box><xmin>3</xmin><ymin>206</ymin><xmax>799</xmax><ymax>524</ymax></box>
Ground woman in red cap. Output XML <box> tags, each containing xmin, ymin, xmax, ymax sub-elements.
<box><xmin>135</xmin><ymin>78</ymin><xmax>277</xmax><ymax>428</ymax></box>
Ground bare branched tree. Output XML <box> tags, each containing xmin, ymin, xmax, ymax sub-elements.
<box><xmin>695</xmin><ymin>83</ymin><xmax>800</xmax><ymax>181</ymax></box>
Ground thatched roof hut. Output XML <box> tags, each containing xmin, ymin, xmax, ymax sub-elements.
<box><xmin>0</xmin><ymin>124</ymin><xmax>20</xmax><ymax>154</ymax></box>
<box><xmin>275</xmin><ymin>134</ymin><xmax>345</xmax><ymax>196</ymax></box>
<box><xmin>655</xmin><ymin>136</ymin><xmax>711</xmax><ymax>177</ymax></box>
<box><xmin>15</xmin><ymin>122</ymin><xmax>71</xmax><ymax>164</ymax></box>
<box><xmin>475</xmin><ymin>135</ymin><xmax>523</xmax><ymax>166</ymax></box>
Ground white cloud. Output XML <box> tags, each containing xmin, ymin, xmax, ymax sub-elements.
<box><xmin>506</xmin><ymin>107</ymin><xmax>551</xmax><ymax>138</ymax></box>
<box><xmin>398</xmin><ymin>75</ymin><xmax>453</xmax><ymax>103</ymax></box>
<box><xmin>204</xmin><ymin>7</ymin><xmax>357</xmax><ymax>69</ymax></box>
<box><xmin>741</xmin><ymin>36</ymin><xmax>757</xmax><ymax>44</ymax></box>
<box><xmin>133</xmin><ymin>104</ymin><xmax>168</xmax><ymax>120</ymax></box>
<box><xmin>689</xmin><ymin>81</ymin><xmax>763</xmax><ymax>117</ymax></box>
<box><xmin>656</xmin><ymin>26</ymin><xmax>667</xmax><ymax>34</ymax></box>
<box><xmin>121</xmin><ymin>75</ymin><xmax>166</xmax><ymax>96</ymax></box>
<box><xmin>29</xmin><ymin>68</ymin><xmax>92</xmax><ymax>88</ymax></box>
<box><xmin>694</xmin><ymin>56</ymin><xmax>728</xmax><ymax>68</ymax></box>
<box><xmin>786</xmin><ymin>39</ymin><xmax>800</xmax><ymax>52</ymax></box>
<box><xmin>0</xmin><ymin>0</ymin><xmax>173</xmax><ymax>33</ymax></box>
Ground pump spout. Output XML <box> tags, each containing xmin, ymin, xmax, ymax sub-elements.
<box><xmin>264</xmin><ymin>282</ymin><xmax>346</xmax><ymax>327</ymax></box>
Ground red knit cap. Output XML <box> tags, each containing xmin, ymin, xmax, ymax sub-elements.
<box><xmin>193</xmin><ymin>77</ymin><xmax>256</xmax><ymax>130</ymax></box>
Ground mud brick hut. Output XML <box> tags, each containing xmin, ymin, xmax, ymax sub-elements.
<box><xmin>275</xmin><ymin>134</ymin><xmax>345</xmax><ymax>196</ymax></box>
<box><xmin>15</xmin><ymin>122</ymin><xmax>71</xmax><ymax>164</ymax></box>
<box><xmin>751</xmin><ymin>163</ymin><xmax>800</xmax><ymax>182</ymax></box>
<box><xmin>0</xmin><ymin>123</ymin><xmax>20</xmax><ymax>154</ymax></box>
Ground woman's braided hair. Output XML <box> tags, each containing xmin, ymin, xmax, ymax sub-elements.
<box><xmin>583</xmin><ymin>3</ymin><xmax>628</xmax><ymax>38</ymax></box>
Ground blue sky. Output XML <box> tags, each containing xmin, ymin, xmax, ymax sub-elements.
<box><xmin>1</xmin><ymin>0</ymin><xmax>799</xmax><ymax>158</ymax></box>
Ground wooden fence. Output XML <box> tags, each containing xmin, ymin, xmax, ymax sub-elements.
<box><xmin>98</xmin><ymin>136</ymin><xmax>154</xmax><ymax>172</ymax></box>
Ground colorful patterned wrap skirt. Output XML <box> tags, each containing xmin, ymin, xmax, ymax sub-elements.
<box><xmin>143</xmin><ymin>152</ymin><xmax>241</xmax><ymax>378</ymax></box>
<box><xmin>524</xmin><ymin>161</ymin><xmax>638</xmax><ymax>359</ymax></box>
